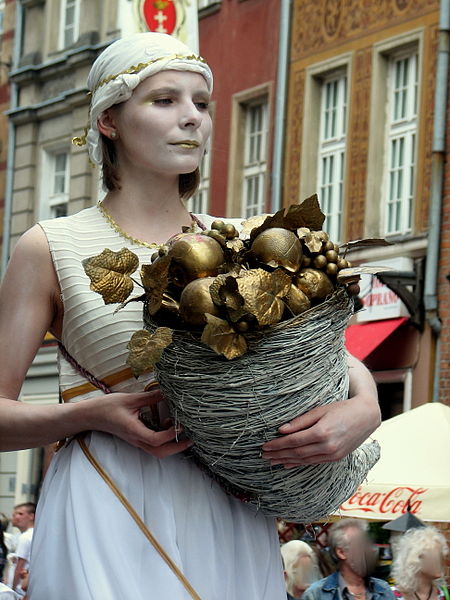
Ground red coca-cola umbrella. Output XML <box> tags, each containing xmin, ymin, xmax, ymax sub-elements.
<box><xmin>338</xmin><ymin>402</ymin><xmax>450</xmax><ymax>522</ymax></box>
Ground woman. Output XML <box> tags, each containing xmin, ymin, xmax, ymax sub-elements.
<box><xmin>391</xmin><ymin>526</ymin><xmax>448</xmax><ymax>600</ymax></box>
<box><xmin>281</xmin><ymin>540</ymin><xmax>321</xmax><ymax>600</ymax></box>
<box><xmin>0</xmin><ymin>32</ymin><xmax>381</xmax><ymax>599</ymax></box>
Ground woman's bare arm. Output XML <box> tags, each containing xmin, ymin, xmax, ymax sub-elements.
<box><xmin>0</xmin><ymin>226</ymin><xmax>191</xmax><ymax>455</ymax></box>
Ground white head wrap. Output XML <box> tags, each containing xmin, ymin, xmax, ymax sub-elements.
<box><xmin>81</xmin><ymin>32</ymin><xmax>213</xmax><ymax>165</ymax></box>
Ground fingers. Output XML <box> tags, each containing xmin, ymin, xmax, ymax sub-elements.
<box><xmin>262</xmin><ymin>406</ymin><xmax>326</xmax><ymax>451</ymax></box>
<box><xmin>125</xmin><ymin>419</ymin><xmax>193</xmax><ymax>458</ymax></box>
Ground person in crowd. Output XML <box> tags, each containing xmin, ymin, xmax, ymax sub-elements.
<box><xmin>302</xmin><ymin>519</ymin><xmax>394</xmax><ymax>600</ymax></box>
<box><xmin>0</xmin><ymin>520</ymin><xmax>7</xmax><ymax>581</ymax></box>
<box><xmin>390</xmin><ymin>526</ymin><xmax>448</xmax><ymax>600</ymax></box>
<box><xmin>281</xmin><ymin>540</ymin><xmax>321</xmax><ymax>599</ymax></box>
<box><xmin>0</xmin><ymin>31</ymin><xmax>381</xmax><ymax>599</ymax></box>
<box><xmin>8</xmin><ymin>505</ymin><xmax>34</xmax><ymax>598</ymax></box>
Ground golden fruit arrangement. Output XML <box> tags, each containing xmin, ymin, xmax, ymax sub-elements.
<box><xmin>83</xmin><ymin>195</ymin><xmax>389</xmax><ymax>373</ymax></box>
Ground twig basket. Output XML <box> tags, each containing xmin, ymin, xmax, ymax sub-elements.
<box><xmin>145</xmin><ymin>286</ymin><xmax>380</xmax><ymax>523</ymax></box>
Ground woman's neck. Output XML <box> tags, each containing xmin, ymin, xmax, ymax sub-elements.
<box><xmin>100</xmin><ymin>176</ymin><xmax>193</xmax><ymax>246</ymax></box>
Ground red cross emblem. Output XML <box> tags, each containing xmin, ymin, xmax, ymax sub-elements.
<box><xmin>141</xmin><ymin>0</ymin><xmax>177</xmax><ymax>35</ymax></box>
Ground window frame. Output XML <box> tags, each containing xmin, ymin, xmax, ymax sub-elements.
<box><xmin>39</xmin><ymin>148</ymin><xmax>70</xmax><ymax>220</ymax></box>
<box><xmin>299</xmin><ymin>53</ymin><xmax>352</xmax><ymax>240</ymax></box>
<box><xmin>364</xmin><ymin>30</ymin><xmax>423</xmax><ymax>239</ymax></box>
<box><xmin>226</xmin><ymin>82</ymin><xmax>273</xmax><ymax>218</ymax></box>
<box><xmin>59</xmin><ymin>0</ymin><xmax>81</xmax><ymax>49</ymax></box>
<box><xmin>383</xmin><ymin>49</ymin><xmax>419</xmax><ymax>237</ymax></box>
<box><xmin>316</xmin><ymin>72</ymin><xmax>348</xmax><ymax>242</ymax></box>
<box><xmin>241</xmin><ymin>100</ymin><xmax>269</xmax><ymax>219</ymax></box>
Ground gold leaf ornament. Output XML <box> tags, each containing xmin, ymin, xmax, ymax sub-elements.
<box><xmin>140</xmin><ymin>255</ymin><xmax>172</xmax><ymax>316</ymax></box>
<box><xmin>201</xmin><ymin>314</ymin><xmax>248</xmax><ymax>360</ymax></box>
<box><xmin>126</xmin><ymin>328</ymin><xmax>173</xmax><ymax>377</ymax></box>
<box><xmin>236</xmin><ymin>268</ymin><xmax>291</xmax><ymax>327</ymax></box>
<box><xmin>83</xmin><ymin>248</ymin><xmax>139</xmax><ymax>304</ymax></box>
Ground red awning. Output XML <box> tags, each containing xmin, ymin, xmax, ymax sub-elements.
<box><xmin>345</xmin><ymin>317</ymin><xmax>408</xmax><ymax>361</ymax></box>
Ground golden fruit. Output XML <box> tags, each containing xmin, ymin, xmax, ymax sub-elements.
<box><xmin>325</xmin><ymin>250</ymin><xmax>339</xmax><ymax>263</ymax></box>
<box><xmin>337</xmin><ymin>258</ymin><xmax>348</xmax><ymax>270</ymax></box>
<box><xmin>323</xmin><ymin>240</ymin><xmax>335</xmax><ymax>252</ymax></box>
<box><xmin>211</xmin><ymin>219</ymin><xmax>225</xmax><ymax>231</ymax></box>
<box><xmin>295</xmin><ymin>268</ymin><xmax>335</xmax><ymax>301</ymax></box>
<box><xmin>303</xmin><ymin>256</ymin><xmax>311</xmax><ymax>267</ymax></box>
<box><xmin>285</xmin><ymin>284</ymin><xmax>311</xmax><ymax>315</ymax></box>
<box><xmin>168</xmin><ymin>233</ymin><xmax>225</xmax><ymax>286</ymax></box>
<box><xmin>222</xmin><ymin>223</ymin><xmax>238</xmax><ymax>239</ymax></box>
<box><xmin>313</xmin><ymin>254</ymin><xmax>327</xmax><ymax>269</ymax></box>
<box><xmin>251</xmin><ymin>228</ymin><xmax>303</xmax><ymax>272</ymax></box>
<box><xmin>179</xmin><ymin>277</ymin><xmax>221</xmax><ymax>326</ymax></box>
<box><xmin>326</xmin><ymin>263</ymin><xmax>339</xmax><ymax>276</ymax></box>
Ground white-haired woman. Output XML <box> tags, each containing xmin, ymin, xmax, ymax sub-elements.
<box><xmin>281</xmin><ymin>540</ymin><xmax>321</xmax><ymax>599</ymax></box>
<box><xmin>391</xmin><ymin>526</ymin><xmax>449</xmax><ymax>600</ymax></box>
<box><xmin>0</xmin><ymin>32</ymin><xmax>381</xmax><ymax>599</ymax></box>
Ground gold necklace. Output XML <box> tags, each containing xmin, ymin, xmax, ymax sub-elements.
<box><xmin>97</xmin><ymin>202</ymin><xmax>196</xmax><ymax>250</ymax></box>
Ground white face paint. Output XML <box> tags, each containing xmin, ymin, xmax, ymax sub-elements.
<box><xmin>105</xmin><ymin>70</ymin><xmax>212</xmax><ymax>179</ymax></box>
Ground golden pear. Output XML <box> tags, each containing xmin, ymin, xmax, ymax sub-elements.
<box><xmin>285</xmin><ymin>284</ymin><xmax>311</xmax><ymax>315</ymax></box>
<box><xmin>167</xmin><ymin>233</ymin><xmax>225</xmax><ymax>286</ymax></box>
<box><xmin>179</xmin><ymin>277</ymin><xmax>221</xmax><ymax>326</ymax></box>
<box><xmin>295</xmin><ymin>268</ymin><xmax>335</xmax><ymax>301</ymax></box>
<box><xmin>251</xmin><ymin>228</ymin><xmax>303</xmax><ymax>272</ymax></box>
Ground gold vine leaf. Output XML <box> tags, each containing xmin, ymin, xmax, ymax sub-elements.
<box><xmin>140</xmin><ymin>255</ymin><xmax>172</xmax><ymax>316</ymax></box>
<box><xmin>236</xmin><ymin>268</ymin><xmax>291</xmax><ymax>327</ymax></box>
<box><xmin>297</xmin><ymin>228</ymin><xmax>329</xmax><ymax>253</ymax></box>
<box><xmin>126</xmin><ymin>328</ymin><xmax>173</xmax><ymax>377</ymax></box>
<box><xmin>249</xmin><ymin>195</ymin><xmax>326</xmax><ymax>241</ymax></box>
<box><xmin>83</xmin><ymin>248</ymin><xmax>139</xmax><ymax>304</ymax></box>
<box><xmin>209</xmin><ymin>274</ymin><xmax>244</xmax><ymax>310</ymax></box>
<box><xmin>240</xmin><ymin>214</ymin><xmax>271</xmax><ymax>237</ymax></box>
<box><xmin>201</xmin><ymin>314</ymin><xmax>248</xmax><ymax>360</ymax></box>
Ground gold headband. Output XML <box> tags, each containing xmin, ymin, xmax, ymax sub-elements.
<box><xmin>91</xmin><ymin>53</ymin><xmax>207</xmax><ymax>94</ymax></box>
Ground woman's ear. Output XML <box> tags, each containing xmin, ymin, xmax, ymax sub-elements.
<box><xmin>97</xmin><ymin>108</ymin><xmax>118</xmax><ymax>140</ymax></box>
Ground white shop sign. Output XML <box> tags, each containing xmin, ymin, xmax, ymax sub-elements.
<box><xmin>356</xmin><ymin>256</ymin><xmax>412</xmax><ymax>323</ymax></box>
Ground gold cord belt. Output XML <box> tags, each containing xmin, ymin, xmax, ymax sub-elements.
<box><xmin>76</xmin><ymin>435</ymin><xmax>202</xmax><ymax>600</ymax></box>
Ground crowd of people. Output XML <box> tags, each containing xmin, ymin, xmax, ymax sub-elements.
<box><xmin>0</xmin><ymin>504</ymin><xmax>34</xmax><ymax>599</ymax></box>
<box><xmin>0</xmin><ymin>503</ymin><xmax>448</xmax><ymax>598</ymax></box>
<box><xmin>281</xmin><ymin>520</ymin><xmax>449</xmax><ymax>600</ymax></box>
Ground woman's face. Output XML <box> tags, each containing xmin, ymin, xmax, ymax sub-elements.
<box><xmin>419</xmin><ymin>545</ymin><xmax>444</xmax><ymax>580</ymax></box>
<box><xmin>107</xmin><ymin>70</ymin><xmax>212</xmax><ymax>178</ymax></box>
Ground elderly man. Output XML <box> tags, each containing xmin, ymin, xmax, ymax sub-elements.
<box><xmin>302</xmin><ymin>519</ymin><xmax>394</xmax><ymax>600</ymax></box>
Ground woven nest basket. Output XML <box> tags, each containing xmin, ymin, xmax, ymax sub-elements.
<box><xmin>144</xmin><ymin>286</ymin><xmax>380</xmax><ymax>523</ymax></box>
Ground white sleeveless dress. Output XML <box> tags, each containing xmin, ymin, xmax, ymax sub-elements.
<box><xmin>28</xmin><ymin>206</ymin><xmax>286</xmax><ymax>600</ymax></box>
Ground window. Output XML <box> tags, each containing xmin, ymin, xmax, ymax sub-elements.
<box><xmin>241</xmin><ymin>101</ymin><xmax>268</xmax><ymax>218</ymax></box>
<box><xmin>373</xmin><ymin>369</ymin><xmax>412</xmax><ymax>420</ymax></box>
<box><xmin>384</xmin><ymin>51</ymin><xmax>418</xmax><ymax>236</ymax></box>
<box><xmin>187</xmin><ymin>149</ymin><xmax>211</xmax><ymax>215</ymax></box>
<box><xmin>317</xmin><ymin>74</ymin><xmax>347</xmax><ymax>242</ymax></box>
<box><xmin>60</xmin><ymin>0</ymin><xmax>80</xmax><ymax>48</ymax></box>
<box><xmin>41</xmin><ymin>151</ymin><xmax>70</xmax><ymax>219</ymax></box>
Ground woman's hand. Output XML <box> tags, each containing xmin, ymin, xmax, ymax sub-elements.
<box><xmin>261</xmin><ymin>354</ymin><xmax>381</xmax><ymax>467</ymax></box>
<box><xmin>84</xmin><ymin>387</ymin><xmax>193</xmax><ymax>458</ymax></box>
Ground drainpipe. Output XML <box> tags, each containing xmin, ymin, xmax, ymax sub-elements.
<box><xmin>423</xmin><ymin>0</ymin><xmax>450</xmax><ymax>401</ymax></box>
<box><xmin>1</xmin><ymin>0</ymin><xmax>23</xmax><ymax>277</ymax></box>
<box><xmin>271</xmin><ymin>0</ymin><xmax>292</xmax><ymax>213</ymax></box>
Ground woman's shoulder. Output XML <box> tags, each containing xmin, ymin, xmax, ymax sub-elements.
<box><xmin>38</xmin><ymin>205</ymin><xmax>99</xmax><ymax>233</ymax></box>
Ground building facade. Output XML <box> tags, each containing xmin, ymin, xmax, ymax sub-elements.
<box><xmin>283</xmin><ymin>0</ymin><xmax>447</xmax><ymax>417</ymax></box>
